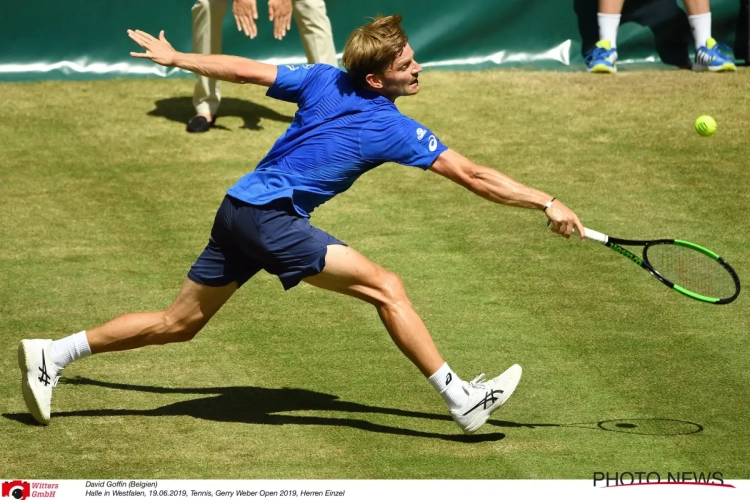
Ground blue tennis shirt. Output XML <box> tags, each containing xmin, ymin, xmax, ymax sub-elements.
<box><xmin>226</xmin><ymin>64</ymin><xmax>448</xmax><ymax>217</ymax></box>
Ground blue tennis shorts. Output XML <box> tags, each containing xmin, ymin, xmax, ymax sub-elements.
<box><xmin>187</xmin><ymin>195</ymin><xmax>346</xmax><ymax>290</ymax></box>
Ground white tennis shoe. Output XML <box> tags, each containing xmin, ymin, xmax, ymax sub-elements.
<box><xmin>18</xmin><ymin>339</ymin><xmax>62</xmax><ymax>425</ymax></box>
<box><xmin>450</xmin><ymin>364</ymin><xmax>522</xmax><ymax>434</ymax></box>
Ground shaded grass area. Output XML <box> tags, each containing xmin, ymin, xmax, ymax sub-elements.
<box><xmin>0</xmin><ymin>70</ymin><xmax>748</xmax><ymax>479</ymax></box>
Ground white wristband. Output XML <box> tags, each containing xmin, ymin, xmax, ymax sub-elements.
<box><xmin>543</xmin><ymin>197</ymin><xmax>556</xmax><ymax>212</ymax></box>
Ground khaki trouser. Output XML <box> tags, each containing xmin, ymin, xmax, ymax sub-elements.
<box><xmin>192</xmin><ymin>0</ymin><xmax>337</xmax><ymax>116</ymax></box>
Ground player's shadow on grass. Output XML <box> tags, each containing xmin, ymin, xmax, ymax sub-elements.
<box><xmin>5</xmin><ymin>377</ymin><xmax>503</xmax><ymax>443</ymax></box>
<box><xmin>3</xmin><ymin>378</ymin><xmax>703</xmax><ymax>439</ymax></box>
<box><xmin>147</xmin><ymin>97</ymin><xmax>294</xmax><ymax>131</ymax></box>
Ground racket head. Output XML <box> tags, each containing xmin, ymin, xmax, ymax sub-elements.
<box><xmin>643</xmin><ymin>240</ymin><xmax>741</xmax><ymax>304</ymax></box>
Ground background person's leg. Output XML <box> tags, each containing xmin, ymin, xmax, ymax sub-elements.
<box><xmin>191</xmin><ymin>0</ymin><xmax>228</xmax><ymax>129</ymax></box>
<box><xmin>292</xmin><ymin>0</ymin><xmax>338</xmax><ymax>66</ymax></box>
<box><xmin>583</xmin><ymin>0</ymin><xmax>624</xmax><ymax>72</ymax></box>
<box><xmin>600</xmin><ymin>0</ymin><xmax>627</xmax><ymax>14</ymax></box>
<box><xmin>683</xmin><ymin>0</ymin><xmax>712</xmax><ymax>48</ymax></box>
<box><xmin>684</xmin><ymin>0</ymin><xmax>736</xmax><ymax>70</ymax></box>
<box><xmin>683</xmin><ymin>0</ymin><xmax>711</xmax><ymax>15</ymax></box>
<box><xmin>303</xmin><ymin>245</ymin><xmax>443</xmax><ymax>377</ymax></box>
<box><xmin>599</xmin><ymin>0</ymin><xmax>626</xmax><ymax>44</ymax></box>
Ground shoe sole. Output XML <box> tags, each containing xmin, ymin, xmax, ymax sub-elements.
<box><xmin>589</xmin><ymin>65</ymin><xmax>616</xmax><ymax>74</ymax></box>
<box><xmin>710</xmin><ymin>64</ymin><xmax>736</xmax><ymax>72</ymax></box>
<box><xmin>462</xmin><ymin>365</ymin><xmax>522</xmax><ymax>434</ymax></box>
<box><xmin>18</xmin><ymin>341</ymin><xmax>50</xmax><ymax>425</ymax></box>
<box><xmin>692</xmin><ymin>63</ymin><xmax>736</xmax><ymax>72</ymax></box>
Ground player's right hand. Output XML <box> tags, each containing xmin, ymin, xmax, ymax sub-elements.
<box><xmin>128</xmin><ymin>30</ymin><xmax>177</xmax><ymax>67</ymax></box>
<box><xmin>545</xmin><ymin>200</ymin><xmax>585</xmax><ymax>240</ymax></box>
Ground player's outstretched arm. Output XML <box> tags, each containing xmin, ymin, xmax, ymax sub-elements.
<box><xmin>127</xmin><ymin>29</ymin><xmax>277</xmax><ymax>87</ymax></box>
<box><xmin>429</xmin><ymin>149</ymin><xmax>584</xmax><ymax>239</ymax></box>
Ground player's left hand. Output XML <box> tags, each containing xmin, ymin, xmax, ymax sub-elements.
<box><xmin>128</xmin><ymin>30</ymin><xmax>177</xmax><ymax>67</ymax></box>
<box><xmin>268</xmin><ymin>0</ymin><xmax>293</xmax><ymax>40</ymax></box>
<box><xmin>545</xmin><ymin>200</ymin><xmax>585</xmax><ymax>240</ymax></box>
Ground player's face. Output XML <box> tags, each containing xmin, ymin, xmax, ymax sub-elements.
<box><xmin>380</xmin><ymin>44</ymin><xmax>422</xmax><ymax>100</ymax></box>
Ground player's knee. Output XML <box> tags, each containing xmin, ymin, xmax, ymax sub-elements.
<box><xmin>160</xmin><ymin>313</ymin><xmax>204</xmax><ymax>342</ymax></box>
<box><xmin>378</xmin><ymin>271</ymin><xmax>409</xmax><ymax>307</ymax></box>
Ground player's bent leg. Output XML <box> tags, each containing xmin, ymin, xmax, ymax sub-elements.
<box><xmin>303</xmin><ymin>244</ymin><xmax>444</xmax><ymax>377</ymax></box>
<box><xmin>87</xmin><ymin>278</ymin><xmax>237</xmax><ymax>353</ymax></box>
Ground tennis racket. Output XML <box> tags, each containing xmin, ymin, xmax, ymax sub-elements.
<box><xmin>582</xmin><ymin>227</ymin><xmax>740</xmax><ymax>304</ymax></box>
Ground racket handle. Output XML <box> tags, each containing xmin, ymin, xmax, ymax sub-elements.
<box><xmin>581</xmin><ymin>227</ymin><xmax>608</xmax><ymax>243</ymax></box>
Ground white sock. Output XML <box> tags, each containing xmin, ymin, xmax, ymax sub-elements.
<box><xmin>428</xmin><ymin>363</ymin><xmax>468</xmax><ymax>410</ymax></box>
<box><xmin>689</xmin><ymin>13</ymin><xmax>712</xmax><ymax>49</ymax></box>
<box><xmin>50</xmin><ymin>331</ymin><xmax>92</xmax><ymax>368</ymax></box>
<box><xmin>598</xmin><ymin>13</ymin><xmax>621</xmax><ymax>48</ymax></box>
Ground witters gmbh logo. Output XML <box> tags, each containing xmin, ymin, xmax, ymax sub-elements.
<box><xmin>2</xmin><ymin>481</ymin><xmax>58</xmax><ymax>499</ymax></box>
<box><xmin>2</xmin><ymin>481</ymin><xmax>30</xmax><ymax>500</ymax></box>
<box><xmin>593</xmin><ymin>471</ymin><xmax>734</xmax><ymax>488</ymax></box>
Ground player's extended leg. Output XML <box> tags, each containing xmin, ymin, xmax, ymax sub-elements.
<box><xmin>304</xmin><ymin>244</ymin><xmax>522</xmax><ymax>434</ymax></box>
<box><xmin>304</xmin><ymin>245</ymin><xmax>443</xmax><ymax>377</ymax></box>
<box><xmin>87</xmin><ymin>278</ymin><xmax>237</xmax><ymax>353</ymax></box>
<box><xmin>18</xmin><ymin>278</ymin><xmax>236</xmax><ymax>424</ymax></box>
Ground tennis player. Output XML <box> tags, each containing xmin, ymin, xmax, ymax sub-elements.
<box><xmin>18</xmin><ymin>15</ymin><xmax>584</xmax><ymax>433</ymax></box>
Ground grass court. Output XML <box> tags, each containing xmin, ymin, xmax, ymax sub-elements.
<box><xmin>1</xmin><ymin>69</ymin><xmax>748</xmax><ymax>478</ymax></box>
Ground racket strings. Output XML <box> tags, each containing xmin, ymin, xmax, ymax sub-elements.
<box><xmin>646</xmin><ymin>244</ymin><xmax>736</xmax><ymax>299</ymax></box>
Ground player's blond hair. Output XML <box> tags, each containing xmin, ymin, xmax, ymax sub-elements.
<box><xmin>342</xmin><ymin>15</ymin><xmax>408</xmax><ymax>88</ymax></box>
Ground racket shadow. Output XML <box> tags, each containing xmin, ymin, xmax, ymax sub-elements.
<box><xmin>488</xmin><ymin>418</ymin><xmax>703</xmax><ymax>436</ymax></box>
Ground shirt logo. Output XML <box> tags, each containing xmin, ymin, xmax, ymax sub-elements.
<box><xmin>428</xmin><ymin>135</ymin><xmax>438</xmax><ymax>152</ymax></box>
<box><xmin>416</xmin><ymin>128</ymin><xmax>426</xmax><ymax>141</ymax></box>
<box><xmin>285</xmin><ymin>64</ymin><xmax>313</xmax><ymax>71</ymax></box>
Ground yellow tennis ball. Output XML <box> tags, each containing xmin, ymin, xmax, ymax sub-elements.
<box><xmin>695</xmin><ymin>115</ymin><xmax>717</xmax><ymax>137</ymax></box>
